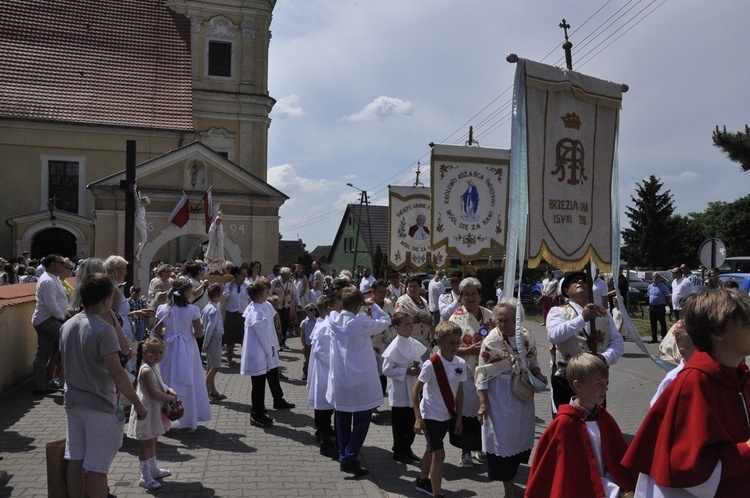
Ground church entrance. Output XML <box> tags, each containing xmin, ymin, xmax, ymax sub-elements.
<box><xmin>31</xmin><ymin>228</ymin><xmax>77</xmax><ymax>260</ymax></box>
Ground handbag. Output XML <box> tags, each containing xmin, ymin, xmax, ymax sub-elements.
<box><xmin>512</xmin><ymin>367</ymin><xmax>547</xmax><ymax>403</ymax></box>
<box><xmin>162</xmin><ymin>400</ymin><xmax>184</xmax><ymax>421</ymax></box>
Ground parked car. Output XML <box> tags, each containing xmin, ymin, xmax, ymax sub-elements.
<box><xmin>626</xmin><ymin>271</ymin><xmax>649</xmax><ymax>303</ymax></box>
<box><xmin>719</xmin><ymin>257</ymin><xmax>750</xmax><ymax>274</ymax></box>
<box><xmin>718</xmin><ymin>273</ymin><xmax>750</xmax><ymax>293</ymax></box>
<box><xmin>638</xmin><ymin>270</ymin><xmax>674</xmax><ymax>285</ymax></box>
<box><xmin>421</xmin><ymin>275</ymin><xmax>452</xmax><ymax>294</ymax></box>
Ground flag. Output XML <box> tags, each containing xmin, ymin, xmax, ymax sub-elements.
<box><xmin>203</xmin><ymin>187</ymin><xmax>213</xmax><ymax>233</ymax></box>
<box><xmin>388</xmin><ymin>185</ymin><xmax>447</xmax><ymax>270</ymax></box>
<box><xmin>168</xmin><ymin>192</ymin><xmax>190</xmax><ymax>228</ymax></box>
<box><xmin>509</xmin><ymin>58</ymin><xmax>622</xmax><ymax>272</ymax></box>
<box><xmin>430</xmin><ymin>144</ymin><xmax>510</xmax><ymax>259</ymax></box>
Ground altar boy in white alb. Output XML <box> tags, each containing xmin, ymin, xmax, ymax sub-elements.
<box><xmin>326</xmin><ymin>287</ymin><xmax>391</xmax><ymax>477</ymax></box>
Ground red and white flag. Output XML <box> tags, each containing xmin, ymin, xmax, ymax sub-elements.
<box><xmin>168</xmin><ymin>192</ymin><xmax>190</xmax><ymax>228</ymax></box>
<box><xmin>202</xmin><ymin>187</ymin><xmax>213</xmax><ymax>233</ymax></box>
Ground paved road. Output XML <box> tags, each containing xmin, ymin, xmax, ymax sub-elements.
<box><xmin>0</xmin><ymin>321</ymin><xmax>667</xmax><ymax>497</ymax></box>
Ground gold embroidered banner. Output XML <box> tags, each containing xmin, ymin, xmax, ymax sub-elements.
<box><xmin>388</xmin><ymin>186</ymin><xmax>447</xmax><ymax>270</ymax></box>
<box><xmin>430</xmin><ymin>144</ymin><xmax>510</xmax><ymax>259</ymax></box>
<box><xmin>520</xmin><ymin>60</ymin><xmax>622</xmax><ymax>271</ymax></box>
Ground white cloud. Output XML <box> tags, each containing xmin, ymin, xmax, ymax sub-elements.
<box><xmin>267</xmin><ymin>163</ymin><xmax>332</xmax><ymax>193</ymax></box>
<box><xmin>271</xmin><ymin>94</ymin><xmax>305</xmax><ymax>119</ymax></box>
<box><xmin>342</xmin><ymin>96</ymin><xmax>414</xmax><ymax>122</ymax></box>
<box><xmin>661</xmin><ymin>171</ymin><xmax>702</xmax><ymax>183</ymax></box>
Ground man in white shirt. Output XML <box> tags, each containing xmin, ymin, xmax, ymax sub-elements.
<box><xmin>309</xmin><ymin>260</ymin><xmax>325</xmax><ymax>292</ymax></box>
<box><xmin>427</xmin><ymin>270</ymin><xmax>445</xmax><ymax>325</ymax></box>
<box><xmin>670</xmin><ymin>267</ymin><xmax>693</xmax><ymax>321</ymax></box>
<box><xmin>31</xmin><ymin>254</ymin><xmax>70</xmax><ymax>395</ymax></box>
<box><xmin>592</xmin><ymin>270</ymin><xmax>609</xmax><ymax>309</ymax></box>
<box><xmin>546</xmin><ymin>270</ymin><xmax>624</xmax><ymax>413</ymax></box>
<box><xmin>359</xmin><ymin>267</ymin><xmax>376</xmax><ymax>293</ymax></box>
<box><xmin>438</xmin><ymin>271</ymin><xmax>463</xmax><ymax>321</ymax></box>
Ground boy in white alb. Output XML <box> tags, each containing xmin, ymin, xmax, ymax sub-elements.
<box><xmin>382</xmin><ymin>311</ymin><xmax>427</xmax><ymax>464</ymax></box>
<box><xmin>300</xmin><ymin>303</ymin><xmax>318</xmax><ymax>380</ymax></box>
<box><xmin>326</xmin><ymin>287</ymin><xmax>391</xmax><ymax>477</ymax></box>
<box><xmin>307</xmin><ymin>294</ymin><xmax>341</xmax><ymax>459</ymax></box>
<box><xmin>412</xmin><ymin>321</ymin><xmax>466</xmax><ymax>498</ymax></box>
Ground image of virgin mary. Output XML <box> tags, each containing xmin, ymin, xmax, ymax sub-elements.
<box><xmin>461</xmin><ymin>180</ymin><xmax>479</xmax><ymax>222</ymax></box>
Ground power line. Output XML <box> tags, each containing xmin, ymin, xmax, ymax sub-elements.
<box><xmin>279</xmin><ymin>0</ymin><xmax>669</xmax><ymax>235</ymax></box>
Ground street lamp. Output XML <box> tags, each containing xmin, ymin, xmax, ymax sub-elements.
<box><xmin>346</xmin><ymin>183</ymin><xmax>373</xmax><ymax>279</ymax></box>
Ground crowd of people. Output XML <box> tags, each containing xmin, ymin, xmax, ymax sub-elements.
<box><xmin>24</xmin><ymin>254</ymin><xmax>750</xmax><ymax>497</ymax></box>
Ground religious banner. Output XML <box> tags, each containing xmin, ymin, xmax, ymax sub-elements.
<box><xmin>388</xmin><ymin>186</ymin><xmax>447</xmax><ymax>270</ymax></box>
<box><xmin>430</xmin><ymin>144</ymin><xmax>510</xmax><ymax>259</ymax></box>
<box><xmin>512</xmin><ymin>58</ymin><xmax>622</xmax><ymax>271</ymax></box>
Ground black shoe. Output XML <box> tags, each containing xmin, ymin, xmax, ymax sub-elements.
<box><xmin>393</xmin><ymin>452</ymin><xmax>410</xmax><ymax>464</ymax></box>
<box><xmin>32</xmin><ymin>388</ymin><xmax>54</xmax><ymax>396</ymax></box>
<box><xmin>415</xmin><ymin>477</ymin><xmax>433</xmax><ymax>496</ymax></box>
<box><xmin>320</xmin><ymin>443</ymin><xmax>339</xmax><ymax>460</ymax></box>
<box><xmin>340</xmin><ymin>461</ymin><xmax>368</xmax><ymax>477</ymax></box>
<box><xmin>250</xmin><ymin>414</ymin><xmax>273</xmax><ymax>428</ymax></box>
<box><xmin>406</xmin><ymin>450</ymin><xmax>421</xmax><ymax>463</ymax></box>
<box><xmin>273</xmin><ymin>399</ymin><xmax>295</xmax><ymax>409</ymax></box>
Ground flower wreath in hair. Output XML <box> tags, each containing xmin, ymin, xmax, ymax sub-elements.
<box><xmin>170</xmin><ymin>277</ymin><xmax>193</xmax><ymax>303</ymax></box>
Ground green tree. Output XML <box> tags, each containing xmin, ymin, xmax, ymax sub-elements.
<box><xmin>686</xmin><ymin>195</ymin><xmax>750</xmax><ymax>257</ymax></box>
<box><xmin>712</xmin><ymin>125</ymin><xmax>750</xmax><ymax>171</ymax></box>
<box><xmin>372</xmin><ymin>245</ymin><xmax>386</xmax><ymax>279</ymax></box>
<box><xmin>621</xmin><ymin>175</ymin><xmax>678</xmax><ymax>268</ymax></box>
<box><xmin>296</xmin><ymin>251</ymin><xmax>312</xmax><ymax>271</ymax></box>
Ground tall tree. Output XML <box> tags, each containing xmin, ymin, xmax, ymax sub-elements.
<box><xmin>712</xmin><ymin>125</ymin><xmax>750</xmax><ymax>171</ymax></box>
<box><xmin>686</xmin><ymin>195</ymin><xmax>750</xmax><ymax>257</ymax></box>
<box><xmin>621</xmin><ymin>175</ymin><xmax>678</xmax><ymax>268</ymax></box>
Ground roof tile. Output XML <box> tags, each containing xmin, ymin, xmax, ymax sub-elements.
<box><xmin>0</xmin><ymin>0</ymin><xmax>193</xmax><ymax>130</ymax></box>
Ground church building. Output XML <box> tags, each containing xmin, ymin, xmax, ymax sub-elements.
<box><xmin>0</xmin><ymin>0</ymin><xmax>285</xmax><ymax>286</ymax></box>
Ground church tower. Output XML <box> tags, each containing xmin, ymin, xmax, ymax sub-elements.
<box><xmin>166</xmin><ymin>0</ymin><xmax>276</xmax><ymax>181</ymax></box>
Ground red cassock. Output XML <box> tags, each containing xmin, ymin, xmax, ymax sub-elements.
<box><xmin>525</xmin><ymin>404</ymin><xmax>636</xmax><ymax>498</ymax></box>
<box><xmin>621</xmin><ymin>350</ymin><xmax>750</xmax><ymax>495</ymax></box>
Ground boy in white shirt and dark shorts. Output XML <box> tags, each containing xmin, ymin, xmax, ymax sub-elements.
<box><xmin>412</xmin><ymin>321</ymin><xmax>467</xmax><ymax>498</ymax></box>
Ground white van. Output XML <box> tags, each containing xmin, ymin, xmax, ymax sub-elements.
<box><xmin>719</xmin><ymin>257</ymin><xmax>750</xmax><ymax>273</ymax></box>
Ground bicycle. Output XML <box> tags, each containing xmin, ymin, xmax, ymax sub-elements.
<box><xmin>626</xmin><ymin>291</ymin><xmax>644</xmax><ymax>318</ymax></box>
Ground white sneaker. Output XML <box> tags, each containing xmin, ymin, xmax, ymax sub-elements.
<box><xmin>139</xmin><ymin>478</ymin><xmax>162</xmax><ymax>490</ymax></box>
<box><xmin>152</xmin><ymin>467</ymin><xmax>171</xmax><ymax>479</ymax></box>
<box><xmin>460</xmin><ymin>452</ymin><xmax>474</xmax><ymax>468</ymax></box>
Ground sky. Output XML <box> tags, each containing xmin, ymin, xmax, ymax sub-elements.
<box><xmin>266</xmin><ymin>0</ymin><xmax>750</xmax><ymax>253</ymax></box>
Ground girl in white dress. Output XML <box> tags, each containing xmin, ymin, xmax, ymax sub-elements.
<box><xmin>153</xmin><ymin>278</ymin><xmax>211</xmax><ymax>432</ymax></box>
<box><xmin>127</xmin><ymin>337</ymin><xmax>179</xmax><ymax>489</ymax></box>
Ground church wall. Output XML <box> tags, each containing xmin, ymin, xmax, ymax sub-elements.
<box><xmin>0</xmin><ymin>120</ymin><xmax>183</xmax><ymax>256</ymax></box>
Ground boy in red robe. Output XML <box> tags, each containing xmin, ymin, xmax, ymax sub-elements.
<box><xmin>622</xmin><ymin>287</ymin><xmax>750</xmax><ymax>496</ymax></box>
<box><xmin>525</xmin><ymin>353</ymin><xmax>636</xmax><ymax>498</ymax></box>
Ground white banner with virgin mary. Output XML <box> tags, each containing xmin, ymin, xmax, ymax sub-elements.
<box><xmin>430</xmin><ymin>144</ymin><xmax>510</xmax><ymax>259</ymax></box>
<box><xmin>388</xmin><ymin>186</ymin><xmax>448</xmax><ymax>270</ymax></box>
<box><xmin>512</xmin><ymin>59</ymin><xmax>622</xmax><ymax>271</ymax></box>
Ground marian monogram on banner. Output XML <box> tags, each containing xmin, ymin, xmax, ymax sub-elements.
<box><xmin>430</xmin><ymin>144</ymin><xmax>510</xmax><ymax>259</ymax></box>
<box><xmin>518</xmin><ymin>59</ymin><xmax>622</xmax><ymax>270</ymax></box>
